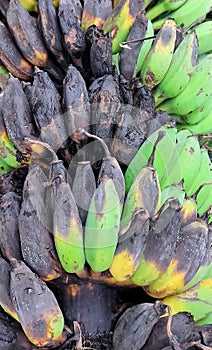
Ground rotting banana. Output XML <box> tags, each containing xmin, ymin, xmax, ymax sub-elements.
<box><xmin>140</xmin><ymin>19</ymin><xmax>177</xmax><ymax>90</ymax></box>
<box><xmin>19</xmin><ymin>0</ymin><xmax>37</xmax><ymax>12</ymax></box>
<box><xmin>154</xmin><ymin>31</ymin><xmax>198</xmax><ymax>107</ymax></box>
<box><xmin>81</xmin><ymin>0</ymin><xmax>112</xmax><ymax>31</ymax></box>
<box><xmin>180</xmin><ymin>198</ymin><xmax>197</xmax><ymax>228</ymax></box>
<box><xmin>85</xmin><ymin>176</ymin><xmax>121</xmax><ymax>272</ymax></box>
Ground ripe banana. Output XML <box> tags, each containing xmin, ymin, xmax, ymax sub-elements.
<box><xmin>103</xmin><ymin>0</ymin><xmax>144</xmax><ymax>54</ymax></box>
<box><xmin>119</xmin><ymin>12</ymin><xmax>148</xmax><ymax>81</ymax></box>
<box><xmin>134</xmin><ymin>19</ymin><xmax>154</xmax><ymax>75</ymax></box>
<box><xmin>131</xmin><ymin>199</ymin><xmax>182</xmax><ymax>286</ymax></box>
<box><xmin>163</xmin><ymin>279</ymin><xmax>212</xmax><ymax>323</ymax></box>
<box><xmin>121</xmin><ymin>166</ymin><xmax>161</xmax><ymax>232</ymax></box>
<box><xmin>177</xmin><ymin>108</ymin><xmax>212</xmax><ymax>135</ymax></box>
<box><xmin>179</xmin><ymin>93</ymin><xmax>212</xmax><ymax>125</ymax></box>
<box><xmin>0</xmin><ymin>256</ymin><xmax>19</xmax><ymax>321</ymax></box>
<box><xmin>146</xmin><ymin>220</ymin><xmax>208</xmax><ymax>298</ymax></box>
<box><xmin>0</xmin><ymin>21</ymin><xmax>33</xmax><ymax>81</ymax></box>
<box><xmin>186</xmin><ymin>148</ymin><xmax>212</xmax><ymax>197</ymax></box>
<box><xmin>0</xmin><ymin>191</ymin><xmax>22</xmax><ymax>261</ymax></box>
<box><xmin>152</xmin><ymin>0</ymin><xmax>212</xmax><ymax>30</ymax></box>
<box><xmin>81</xmin><ymin>0</ymin><xmax>112</xmax><ymax>31</ymax></box>
<box><xmin>140</xmin><ymin>19</ymin><xmax>177</xmax><ymax>90</ymax></box>
<box><xmin>159</xmin><ymin>54</ymin><xmax>212</xmax><ymax>115</ymax></box>
<box><xmin>196</xmin><ymin>183</ymin><xmax>212</xmax><ymax>217</ymax></box>
<box><xmin>10</xmin><ymin>259</ymin><xmax>65</xmax><ymax>347</ymax></box>
<box><xmin>146</xmin><ymin>0</ymin><xmax>187</xmax><ymax>21</ymax></box>
<box><xmin>72</xmin><ymin>161</ymin><xmax>96</xmax><ymax>227</ymax></box>
<box><xmin>50</xmin><ymin>160</ymin><xmax>86</xmax><ymax>273</ymax></box>
<box><xmin>193</xmin><ymin>20</ymin><xmax>212</xmax><ymax>55</ymax></box>
<box><xmin>84</xmin><ymin>177</ymin><xmax>121</xmax><ymax>272</ymax></box>
<box><xmin>109</xmin><ymin>209</ymin><xmax>149</xmax><ymax>281</ymax></box>
<box><xmin>154</xmin><ymin>31</ymin><xmax>198</xmax><ymax>107</ymax></box>
<box><xmin>19</xmin><ymin>165</ymin><xmax>63</xmax><ymax>281</ymax></box>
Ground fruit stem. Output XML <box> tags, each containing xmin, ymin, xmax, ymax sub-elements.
<box><xmin>79</xmin><ymin>129</ymin><xmax>111</xmax><ymax>157</ymax></box>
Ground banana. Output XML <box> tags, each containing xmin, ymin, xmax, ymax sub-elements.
<box><xmin>177</xmin><ymin>108</ymin><xmax>212</xmax><ymax>135</ymax></box>
<box><xmin>121</xmin><ymin>167</ymin><xmax>161</xmax><ymax>232</ymax></box>
<box><xmin>0</xmin><ymin>0</ymin><xmax>9</xmax><ymax>17</ymax></box>
<box><xmin>112</xmin><ymin>52</ymin><xmax>120</xmax><ymax>74</ymax></box>
<box><xmin>19</xmin><ymin>164</ymin><xmax>63</xmax><ymax>281</ymax></box>
<box><xmin>196</xmin><ymin>183</ymin><xmax>212</xmax><ymax>217</ymax></box>
<box><xmin>180</xmin><ymin>198</ymin><xmax>197</xmax><ymax>228</ymax></box>
<box><xmin>19</xmin><ymin>0</ymin><xmax>37</xmax><ymax>12</ymax></box>
<box><xmin>103</xmin><ymin>0</ymin><xmax>145</xmax><ymax>54</ymax></box>
<box><xmin>195</xmin><ymin>312</ymin><xmax>212</xmax><ymax>326</ymax></box>
<box><xmin>152</xmin><ymin>0</ymin><xmax>212</xmax><ymax>30</ymax></box>
<box><xmin>84</xmin><ymin>177</ymin><xmax>121</xmax><ymax>272</ymax></box>
<box><xmin>0</xmin><ymin>60</ymin><xmax>9</xmax><ymax>92</ymax></box>
<box><xmin>163</xmin><ymin>279</ymin><xmax>212</xmax><ymax>323</ymax></box>
<box><xmin>50</xmin><ymin>160</ymin><xmax>86</xmax><ymax>273</ymax></box>
<box><xmin>37</xmin><ymin>0</ymin><xmax>68</xmax><ymax>68</ymax></box>
<box><xmin>140</xmin><ymin>19</ymin><xmax>177</xmax><ymax>90</ymax></box>
<box><xmin>160</xmin><ymin>185</ymin><xmax>185</xmax><ymax>207</ymax></box>
<box><xmin>193</xmin><ymin>20</ymin><xmax>212</xmax><ymax>55</ymax></box>
<box><xmin>134</xmin><ymin>19</ymin><xmax>154</xmax><ymax>76</ymax></box>
<box><xmin>119</xmin><ymin>12</ymin><xmax>148</xmax><ymax>81</ymax></box>
<box><xmin>131</xmin><ymin>199</ymin><xmax>182</xmax><ymax>286</ymax></box>
<box><xmin>72</xmin><ymin>161</ymin><xmax>96</xmax><ymax>227</ymax></box>
<box><xmin>81</xmin><ymin>0</ymin><xmax>112</xmax><ymax>31</ymax></box>
<box><xmin>186</xmin><ymin>148</ymin><xmax>212</xmax><ymax>197</ymax></box>
<box><xmin>0</xmin><ymin>21</ymin><xmax>33</xmax><ymax>81</ymax></box>
<box><xmin>124</xmin><ymin>122</ymin><xmax>175</xmax><ymax>193</ymax></box>
<box><xmin>146</xmin><ymin>0</ymin><xmax>187</xmax><ymax>21</ymax></box>
<box><xmin>154</xmin><ymin>31</ymin><xmax>198</xmax><ymax>107</ymax></box>
<box><xmin>0</xmin><ymin>191</ymin><xmax>22</xmax><ymax>261</ymax></box>
<box><xmin>0</xmin><ymin>256</ymin><xmax>19</xmax><ymax>321</ymax></box>
<box><xmin>158</xmin><ymin>54</ymin><xmax>212</xmax><ymax>115</ymax></box>
<box><xmin>178</xmin><ymin>135</ymin><xmax>202</xmax><ymax>194</ymax></box>
<box><xmin>109</xmin><ymin>209</ymin><xmax>149</xmax><ymax>281</ymax></box>
<box><xmin>10</xmin><ymin>259</ymin><xmax>65</xmax><ymax>347</ymax></box>
<box><xmin>179</xmin><ymin>93</ymin><xmax>212</xmax><ymax>125</ymax></box>
<box><xmin>145</xmin><ymin>220</ymin><xmax>208</xmax><ymax>298</ymax></box>
<box><xmin>0</xmin><ymin>158</ymin><xmax>12</xmax><ymax>174</ymax></box>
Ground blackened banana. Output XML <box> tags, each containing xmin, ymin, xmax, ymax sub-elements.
<box><xmin>0</xmin><ymin>191</ymin><xmax>22</xmax><ymax>261</ymax></box>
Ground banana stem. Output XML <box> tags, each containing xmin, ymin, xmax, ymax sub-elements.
<box><xmin>79</xmin><ymin>128</ymin><xmax>111</xmax><ymax>157</ymax></box>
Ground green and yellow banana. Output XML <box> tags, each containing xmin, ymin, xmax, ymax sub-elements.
<box><xmin>163</xmin><ymin>278</ymin><xmax>212</xmax><ymax>323</ymax></box>
<box><xmin>180</xmin><ymin>198</ymin><xmax>197</xmax><ymax>228</ymax></box>
<box><xmin>19</xmin><ymin>0</ymin><xmax>37</xmax><ymax>12</ymax></box>
<box><xmin>154</xmin><ymin>31</ymin><xmax>198</xmax><ymax>107</ymax></box>
<box><xmin>140</xmin><ymin>19</ymin><xmax>177</xmax><ymax>90</ymax></box>
<box><xmin>146</xmin><ymin>0</ymin><xmax>187</xmax><ymax>21</ymax></box>
<box><xmin>85</xmin><ymin>177</ymin><xmax>121</xmax><ymax>272</ymax></box>
<box><xmin>159</xmin><ymin>54</ymin><xmax>212</xmax><ymax>116</ymax></box>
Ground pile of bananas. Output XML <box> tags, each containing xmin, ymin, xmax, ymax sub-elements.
<box><xmin>0</xmin><ymin>0</ymin><xmax>212</xmax><ymax>349</ymax></box>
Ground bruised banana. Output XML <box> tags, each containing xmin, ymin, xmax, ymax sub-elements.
<box><xmin>10</xmin><ymin>259</ymin><xmax>65</xmax><ymax>347</ymax></box>
<box><xmin>50</xmin><ymin>160</ymin><xmax>85</xmax><ymax>273</ymax></box>
<box><xmin>196</xmin><ymin>183</ymin><xmax>212</xmax><ymax>217</ymax></box>
<box><xmin>109</xmin><ymin>209</ymin><xmax>149</xmax><ymax>281</ymax></box>
<box><xmin>159</xmin><ymin>54</ymin><xmax>212</xmax><ymax>115</ymax></box>
<box><xmin>103</xmin><ymin>0</ymin><xmax>144</xmax><ymax>54</ymax></box>
<box><xmin>140</xmin><ymin>19</ymin><xmax>177</xmax><ymax>90</ymax></box>
<box><xmin>121</xmin><ymin>166</ymin><xmax>161</xmax><ymax>232</ymax></box>
<box><xmin>0</xmin><ymin>257</ymin><xmax>19</xmax><ymax>321</ymax></box>
<box><xmin>0</xmin><ymin>191</ymin><xmax>22</xmax><ymax>261</ymax></box>
<box><xmin>0</xmin><ymin>21</ymin><xmax>33</xmax><ymax>81</ymax></box>
<box><xmin>81</xmin><ymin>0</ymin><xmax>112</xmax><ymax>31</ymax></box>
<box><xmin>154</xmin><ymin>31</ymin><xmax>198</xmax><ymax>107</ymax></box>
<box><xmin>146</xmin><ymin>0</ymin><xmax>187</xmax><ymax>21</ymax></box>
<box><xmin>163</xmin><ymin>279</ymin><xmax>212</xmax><ymax>323</ymax></box>
<box><xmin>146</xmin><ymin>220</ymin><xmax>208</xmax><ymax>298</ymax></box>
<box><xmin>19</xmin><ymin>165</ymin><xmax>63</xmax><ymax>281</ymax></box>
<box><xmin>85</xmin><ymin>177</ymin><xmax>121</xmax><ymax>272</ymax></box>
<box><xmin>131</xmin><ymin>199</ymin><xmax>182</xmax><ymax>286</ymax></box>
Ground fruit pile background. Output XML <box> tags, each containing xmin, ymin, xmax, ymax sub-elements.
<box><xmin>0</xmin><ymin>0</ymin><xmax>212</xmax><ymax>349</ymax></box>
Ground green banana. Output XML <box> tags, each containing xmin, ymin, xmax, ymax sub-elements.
<box><xmin>179</xmin><ymin>135</ymin><xmax>202</xmax><ymax>194</ymax></box>
<box><xmin>134</xmin><ymin>19</ymin><xmax>154</xmax><ymax>76</ymax></box>
<box><xmin>154</xmin><ymin>31</ymin><xmax>198</xmax><ymax>107</ymax></box>
<box><xmin>195</xmin><ymin>312</ymin><xmax>212</xmax><ymax>325</ymax></box>
<box><xmin>85</xmin><ymin>177</ymin><xmax>121</xmax><ymax>272</ymax></box>
<box><xmin>146</xmin><ymin>0</ymin><xmax>187</xmax><ymax>21</ymax></box>
<box><xmin>178</xmin><ymin>92</ymin><xmax>212</xmax><ymax>125</ymax></box>
<box><xmin>152</xmin><ymin>0</ymin><xmax>212</xmax><ymax>30</ymax></box>
<box><xmin>103</xmin><ymin>0</ymin><xmax>144</xmax><ymax>54</ymax></box>
<box><xmin>159</xmin><ymin>54</ymin><xmax>212</xmax><ymax>115</ymax></box>
<box><xmin>186</xmin><ymin>148</ymin><xmax>212</xmax><ymax>197</ymax></box>
<box><xmin>145</xmin><ymin>220</ymin><xmax>208</xmax><ymax>298</ymax></box>
<box><xmin>177</xmin><ymin>108</ymin><xmax>212</xmax><ymax>135</ymax></box>
<box><xmin>140</xmin><ymin>19</ymin><xmax>177</xmax><ymax>90</ymax></box>
<box><xmin>163</xmin><ymin>279</ymin><xmax>212</xmax><ymax>323</ymax></box>
<box><xmin>131</xmin><ymin>199</ymin><xmax>182</xmax><ymax>286</ymax></box>
<box><xmin>50</xmin><ymin>160</ymin><xmax>85</xmax><ymax>273</ymax></box>
<box><xmin>0</xmin><ymin>158</ymin><xmax>12</xmax><ymax>174</ymax></box>
<box><xmin>192</xmin><ymin>20</ymin><xmax>212</xmax><ymax>55</ymax></box>
<box><xmin>160</xmin><ymin>185</ymin><xmax>185</xmax><ymax>208</ymax></box>
<box><xmin>196</xmin><ymin>183</ymin><xmax>212</xmax><ymax>217</ymax></box>
<box><xmin>121</xmin><ymin>167</ymin><xmax>161</xmax><ymax>232</ymax></box>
